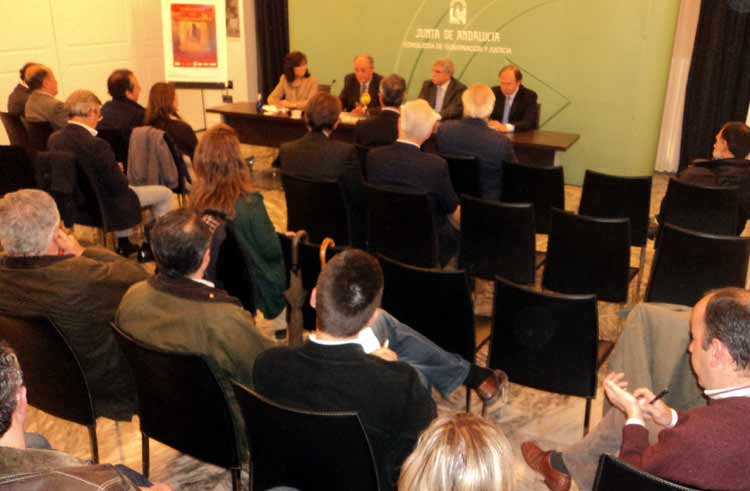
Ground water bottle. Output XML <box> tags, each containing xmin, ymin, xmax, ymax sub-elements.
<box><xmin>256</xmin><ymin>92</ymin><xmax>263</xmax><ymax>113</ymax></box>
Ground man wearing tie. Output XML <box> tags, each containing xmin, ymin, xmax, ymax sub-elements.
<box><xmin>418</xmin><ymin>58</ymin><xmax>467</xmax><ymax>121</ymax></box>
<box><xmin>339</xmin><ymin>54</ymin><xmax>383</xmax><ymax>115</ymax></box>
<box><xmin>489</xmin><ymin>65</ymin><xmax>539</xmax><ymax>133</ymax></box>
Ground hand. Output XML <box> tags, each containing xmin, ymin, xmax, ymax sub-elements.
<box><xmin>603</xmin><ymin>372</ymin><xmax>642</xmax><ymax>420</ymax></box>
<box><xmin>53</xmin><ymin>228</ymin><xmax>84</xmax><ymax>256</ymax></box>
<box><xmin>370</xmin><ymin>347</ymin><xmax>398</xmax><ymax>362</ymax></box>
<box><xmin>350</xmin><ymin>104</ymin><xmax>366</xmax><ymax>116</ymax></box>
<box><xmin>632</xmin><ymin>388</ymin><xmax>674</xmax><ymax>426</ymax></box>
<box><xmin>489</xmin><ymin>120</ymin><xmax>509</xmax><ymax>132</ymax></box>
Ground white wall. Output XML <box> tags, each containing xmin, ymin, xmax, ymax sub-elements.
<box><xmin>0</xmin><ymin>0</ymin><xmax>256</xmax><ymax>143</ymax></box>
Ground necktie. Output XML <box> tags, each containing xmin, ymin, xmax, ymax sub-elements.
<box><xmin>360</xmin><ymin>82</ymin><xmax>367</xmax><ymax>96</ymax></box>
<box><xmin>435</xmin><ymin>85</ymin><xmax>445</xmax><ymax>113</ymax></box>
<box><xmin>502</xmin><ymin>97</ymin><xmax>512</xmax><ymax>124</ymax></box>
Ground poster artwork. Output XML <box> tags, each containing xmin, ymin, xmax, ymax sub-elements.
<box><xmin>171</xmin><ymin>4</ymin><xmax>218</xmax><ymax>67</ymax></box>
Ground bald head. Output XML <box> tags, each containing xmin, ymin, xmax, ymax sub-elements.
<box><xmin>353</xmin><ymin>54</ymin><xmax>375</xmax><ymax>84</ymax></box>
<box><xmin>26</xmin><ymin>65</ymin><xmax>57</xmax><ymax>95</ymax></box>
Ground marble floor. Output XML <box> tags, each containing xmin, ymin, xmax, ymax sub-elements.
<box><xmin>25</xmin><ymin>145</ymin><xmax>677</xmax><ymax>491</ymax></box>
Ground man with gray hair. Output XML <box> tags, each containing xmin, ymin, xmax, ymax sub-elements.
<box><xmin>0</xmin><ymin>189</ymin><xmax>149</xmax><ymax>420</ymax></box>
<box><xmin>339</xmin><ymin>54</ymin><xmax>383</xmax><ymax>115</ymax></box>
<box><xmin>436</xmin><ymin>83</ymin><xmax>518</xmax><ymax>200</ymax></box>
<box><xmin>23</xmin><ymin>65</ymin><xmax>68</xmax><ymax>130</ymax></box>
<box><xmin>48</xmin><ymin>89</ymin><xmax>174</xmax><ymax>257</ymax></box>
<box><xmin>367</xmin><ymin>99</ymin><xmax>460</xmax><ymax>264</ymax></box>
<box><xmin>354</xmin><ymin>73</ymin><xmax>406</xmax><ymax>147</ymax></box>
<box><xmin>417</xmin><ymin>58</ymin><xmax>467</xmax><ymax>120</ymax></box>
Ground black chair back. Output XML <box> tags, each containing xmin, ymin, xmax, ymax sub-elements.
<box><xmin>0</xmin><ymin>313</ymin><xmax>99</xmax><ymax>462</ymax></box>
<box><xmin>364</xmin><ymin>183</ymin><xmax>439</xmax><ymax>268</ymax></box>
<box><xmin>233</xmin><ymin>382</ymin><xmax>380</xmax><ymax>491</ymax></box>
<box><xmin>282</xmin><ymin>174</ymin><xmax>352</xmax><ymax>245</ymax></box>
<box><xmin>0</xmin><ymin>145</ymin><xmax>36</xmax><ymax>196</ymax></box>
<box><xmin>501</xmin><ymin>162</ymin><xmax>564</xmax><ymax>234</ymax></box>
<box><xmin>542</xmin><ymin>207</ymin><xmax>632</xmax><ymax>303</ymax></box>
<box><xmin>579</xmin><ymin>169</ymin><xmax>652</xmax><ymax>247</ymax></box>
<box><xmin>112</xmin><ymin>326</ymin><xmax>241</xmax><ymax>472</ymax></box>
<box><xmin>489</xmin><ymin>277</ymin><xmax>599</xmax><ymax>398</ymax></box>
<box><xmin>459</xmin><ymin>195</ymin><xmax>536</xmax><ymax>284</ymax></box>
<box><xmin>32</xmin><ymin>150</ymin><xmax>77</xmax><ymax>227</ymax></box>
<box><xmin>440</xmin><ymin>153</ymin><xmax>480</xmax><ymax>198</ymax></box>
<box><xmin>97</xmin><ymin>129</ymin><xmax>129</xmax><ymax>170</ymax></box>
<box><xmin>355</xmin><ymin>144</ymin><xmax>371</xmax><ymax>179</ymax></box>
<box><xmin>72</xmin><ymin>157</ymin><xmax>141</xmax><ymax>232</ymax></box>
<box><xmin>592</xmin><ymin>455</ymin><xmax>703</xmax><ymax>491</ymax></box>
<box><xmin>0</xmin><ymin>112</ymin><xmax>28</xmax><ymax>147</ymax></box>
<box><xmin>659</xmin><ymin>178</ymin><xmax>739</xmax><ymax>236</ymax></box>
<box><xmin>24</xmin><ymin>121</ymin><xmax>53</xmax><ymax>152</ymax></box>
<box><xmin>645</xmin><ymin>224</ymin><xmax>750</xmax><ymax>306</ymax></box>
<box><xmin>378</xmin><ymin>254</ymin><xmax>476</xmax><ymax>362</ymax></box>
<box><xmin>164</xmin><ymin>132</ymin><xmax>192</xmax><ymax>194</ymax></box>
<box><xmin>216</xmin><ymin>226</ymin><xmax>256</xmax><ymax>314</ymax></box>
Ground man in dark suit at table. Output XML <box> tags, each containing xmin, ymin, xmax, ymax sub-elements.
<box><xmin>354</xmin><ymin>73</ymin><xmax>406</xmax><ymax>147</ymax></box>
<box><xmin>436</xmin><ymin>84</ymin><xmax>517</xmax><ymax>200</ymax></box>
<box><xmin>489</xmin><ymin>64</ymin><xmax>539</xmax><ymax>133</ymax></box>
<box><xmin>339</xmin><ymin>54</ymin><xmax>383</xmax><ymax>116</ymax></box>
<box><xmin>280</xmin><ymin>92</ymin><xmax>365</xmax><ymax>243</ymax></box>
<box><xmin>6</xmin><ymin>62</ymin><xmax>39</xmax><ymax>116</ymax></box>
<box><xmin>418</xmin><ymin>58</ymin><xmax>467</xmax><ymax>121</ymax></box>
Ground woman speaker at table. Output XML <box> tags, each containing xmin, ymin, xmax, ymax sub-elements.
<box><xmin>268</xmin><ymin>51</ymin><xmax>319</xmax><ymax>110</ymax></box>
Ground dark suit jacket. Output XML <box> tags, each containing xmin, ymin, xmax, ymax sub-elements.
<box><xmin>48</xmin><ymin>124</ymin><xmax>141</xmax><ymax>231</ymax></box>
<box><xmin>417</xmin><ymin>77</ymin><xmax>467</xmax><ymax>120</ymax></box>
<box><xmin>436</xmin><ymin>117</ymin><xmax>518</xmax><ymax>200</ymax></box>
<box><xmin>97</xmin><ymin>97</ymin><xmax>146</xmax><ymax>141</ymax></box>
<box><xmin>490</xmin><ymin>84</ymin><xmax>539</xmax><ymax>131</ymax></box>
<box><xmin>254</xmin><ymin>341</ymin><xmax>436</xmax><ymax>491</ymax></box>
<box><xmin>7</xmin><ymin>83</ymin><xmax>30</xmax><ymax>116</ymax></box>
<box><xmin>339</xmin><ymin>72</ymin><xmax>383</xmax><ymax>112</ymax></box>
<box><xmin>354</xmin><ymin>108</ymin><xmax>399</xmax><ymax>147</ymax></box>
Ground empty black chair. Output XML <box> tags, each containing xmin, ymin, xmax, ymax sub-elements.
<box><xmin>216</xmin><ymin>226</ymin><xmax>256</xmax><ymax>314</ymax></box>
<box><xmin>658</xmin><ymin>178</ymin><xmax>739</xmax><ymax>236</ymax></box>
<box><xmin>96</xmin><ymin>128</ymin><xmax>129</xmax><ymax>170</ymax></box>
<box><xmin>0</xmin><ymin>111</ymin><xmax>28</xmax><ymax>147</ymax></box>
<box><xmin>0</xmin><ymin>145</ymin><xmax>36</xmax><ymax>196</ymax></box>
<box><xmin>282</xmin><ymin>174</ymin><xmax>352</xmax><ymax>245</ymax></box>
<box><xmin>365</xmin><ymin>183</ymin><xmax>439</xmax><ymax>268</ymax></box>
<box><xmin>579</xmin><ymin>170</ymin><xmax>652</xmax><ymax>295</ymax></box>
<box><xmin>233</xmin><ymin>382</ymin><xmax>380</xmax><ymax>491</ymax></box>
<box><xmin>0</xmin><ymin>313</ymin><xmax>99</xmax><ymax>462</ymax></box>
<box><xmin>24</xmin><ymin>121</ymin><xmax>54</xmax><ymax>152</ymax></box>
<box><xmin>440</xmin><ymin>153</ymin><xmax>481</xmax><ymax>198</ymax></box>
<box><xmin>459</xmin><ymin>195</ymin><xmax>537</xmax><ymax>284</ymax></box>
<box><xmin>501</xmin><ymin>162</ymin><xmax>564</xmax><ymax>234</ymax></box>
<box><xmin>489</xmin><ymin>278</ymin><xmax>613</xmax><ymax>434</ymax></box>
<box><xmin>645</xmin><ymin>224</ymin><xmax>750</xmax><ymax>307</ymax></box>
<box><xmin>112</xmin><ymin>326</ymin><xmax>242</xmax><ymax>490</ymax></box>
<box><xmin>543</xmin><ymin>208</ymin><xmax>636</xmax><ymax>303</ymax></box>
<box><xmin>592</xmin><ymin>455</ymin><xmax>703</xmax><ymax>491</ymax></box>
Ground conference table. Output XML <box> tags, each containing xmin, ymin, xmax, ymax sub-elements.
<box><xmin>207</xmin><ymin>102</ymin><xmax>580</xmax><ymax>166</ymax></box>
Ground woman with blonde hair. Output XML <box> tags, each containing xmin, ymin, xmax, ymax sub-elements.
<box><xmin>399</xmin><ymin>413</ymin><xmax>514</xmax><ymax>491</ymax></box>
<box><xmin>191</xmin><ymin>123</ymin><xmax>287</xmax><ymax>330</ymax></box>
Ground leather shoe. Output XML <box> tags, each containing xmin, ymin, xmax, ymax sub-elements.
<box><xmin>137</xmin><ymin>242</ymin><xmax>154</xmax><ymax>263</ymax></box>
<box><xmin>115</xmin><ymin>241</ymin><xmax>139</xmax><ymax>258</ymax></box>
<box><xmin>475</xmin><ymin>369</ymin><xmax>509</xmax><ymax>405</ymax></box>
<box><xmin>521</xmin><ymin>441</ymin><xmax>571</xmax><ymax>491</ymax></box>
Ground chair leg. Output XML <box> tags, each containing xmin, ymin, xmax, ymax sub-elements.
<box><xmin>465</xmin><ymin>385</ymin><xmax>472</xmax><ymax>413</ymax></box>
<box><xmin>88</xmin><ymin>425</ymin><xmax>99</xmax><ymax>464</ymax></box>
<box><xmin>231</xmin><ymin>467</ymin><xmax>241</xmax><ymax>491</ymax></box>
<box><xmin>635</xmin><ymin>245</ymin><xmax>647</xmax><ymax>300</ymax></box>
<box><xmin>141</xmin><ymin>432</ymin><xmax>150</xmax><ymax>478</ymax></box>
<box><xmin>583</xmin><ymin>398</ymin><xmax>592</xmax><ymax>436</ymax></box>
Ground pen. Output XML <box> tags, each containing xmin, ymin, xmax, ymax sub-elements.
<box><xmin>649</xmin><ymin>389</ymin><xmax>669</xmax><ymax>404</ymax></box>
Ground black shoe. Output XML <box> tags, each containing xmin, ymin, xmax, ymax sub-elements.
<box><xmin>115</xmin><ymin>241</ymin><xmax>139</xmax><ymax>258</ymax></box>
<box><xmin>137</xmin><ymin>243</ymin><xmax>154</xmax><ymax>263</ymax></box>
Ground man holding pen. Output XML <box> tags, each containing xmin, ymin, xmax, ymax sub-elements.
<box><xmin>522</xmin><ymin>288</ymin><xmax>750</xmax><ymax>491</ymax></box>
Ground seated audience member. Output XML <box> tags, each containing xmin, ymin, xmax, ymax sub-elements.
<box><xmin>268</xmin><ymin>51</ymin><xmax>318</xmax><ymax>110</ymax></box>
<box><xmin>0</xmin><ymin>189</ymin><xmax>147</xmax><ymax>420</ymax></box>
<box><xmin>48</xmin><ymin>89</ymin><xmax>174</xmax><ymax>257</ymax></box>
<box><xmin>0</xmin><ymin>342</ymin><xmax>170</xmax><ymax>490</ymax></box>
<box><xmin>191</xmin><ymin>124</ymin><xmax>288</xmax><ymax>334</ymax></box>
<box><xmin>280</xmin><ymin>91</ymin><xmax>365</xmax><ymax>244</ymax></box>
<box><xmin>417</xmin><ymin>58</ymin><xmax>466</xmax><ymax>120</ymax></box>
<box><xmin>254</xmin><ymin>249</ymin><xmax>437</xmax><ymax>491</ymax></box>
<box><xmin>659</xmin><ymin>121</ymin><xmax>750</xmax><ymax>233</ymax></box>
<box><xmin>436</xmin><ymin>83</ymin><xmax>518</xmax><ymax>200</ymax></box>
<box><xmin>523</xmin><ymin>287</ymin><xmax>750</xmax><ymax>491</ymax></box>
<box><xmin>399</xmin><ymin>413</ymin><xmax>514</xmax><ymax>491</ymax></box>
<box><xmin>23</xmin><ymin>65</ymin><xmax>67</xmax><ymax>130</ymax></box>
<box><xmin>489</xmin><ymin>64</ymin><xmax>539</xmax><ymax>133</ymax></box>
<box><xmin>354</xmin><ymin>73</ymin><xmax>405</xmax><ymax>147</ymax></box>
<box><xmin>97</xmin><ymin>69</ymin><xmax>145</xmax><ymax>142</ymax></box>
<box><xmin>339</xmin><ymin>54</ymin><xmax>383</xmax><ymax>115</ymax></box>
<box><xmin>143</xmin><ymin>82</ymin><xmax>198</xmax><ymax>161</ymax></box>
<box><xmin>7</xmin><ymin>62</ymin><xmax>38</xmax><ymax>116</ymax></box>
<box><xmin>367</xmin><ymin>99</ymin><xmax>460</xmax><ymax>265</ymax></box>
